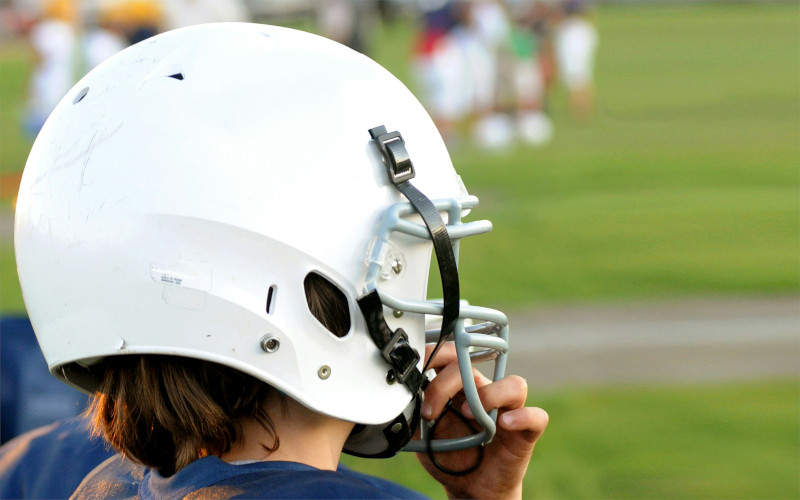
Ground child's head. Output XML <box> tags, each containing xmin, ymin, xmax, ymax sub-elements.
<box><xmin>88</xmin><ymin>271</ymin><xmax>349</xmax><ymax>475</ymax></box>
<box><xmin>16</xmin><ymin>23</ymin><xmax>509</xmax><ymax>467</ymax></box>
<box><xmin>89</xmin><ymin>356</ymin><xmax>278</xmax><ymax>476</ymax></box>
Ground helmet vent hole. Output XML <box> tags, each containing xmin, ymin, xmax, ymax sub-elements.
<box><xmin>73</xmin><ymin>87</ymin><xmax>89</xmax><ymax>104</ymax></box>
<box><xmin>167</xmin><ymin>73</ymin><xmax>184</xmax><ymax>81</ymax></box>
<box><xmin>304</xmin><ymin>272</ymin><xmax>351</xmax><ymax>338</ymax></box>
<box><xmin>266</xmin><ymin>285</ymin><xmax>277</xmax><ymax>314</ymax></box>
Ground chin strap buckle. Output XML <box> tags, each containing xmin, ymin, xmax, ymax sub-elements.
<box><xmin>358</xmin><ymin>290</ymin><xmax>423</xmax><ymax>394</ymax></box>
<box><xmin>382</xmin><ymin>328</ymin><xmax>422</xmax><ymax>391</ymax></box>
<box><xmin>369</xmin><ymin>125</ymin><xmax>415</xmax><ymax>185</ymax></box>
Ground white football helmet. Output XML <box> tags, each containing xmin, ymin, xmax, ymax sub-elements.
<box><xmin>15</xmin><ymin>23</ymin><xmax>509</xmax><ymax>458</ymax></box>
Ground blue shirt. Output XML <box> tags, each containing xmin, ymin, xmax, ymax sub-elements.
<box><xmin>72</xmin><ymin>454</ymin><xmax>429</xmax><ymax>499</ymax></box>
<box><xmin>0</xmin><ymin>417</ymin><xmax>428</xmax><ymax>499</ymax></box>
<box><xmin>0</xmin><ymin>417</ymin><xmax>114</xmax><ymax>499</ymax></box>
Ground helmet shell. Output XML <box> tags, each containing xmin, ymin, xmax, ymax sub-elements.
<box><xmin>15</xmin><ymin>23</ymin><xmax>465</xmax><ymax>426</ymax></box>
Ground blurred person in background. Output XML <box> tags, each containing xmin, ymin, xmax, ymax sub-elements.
<box><xmin>317</xmin><ymin>0</ymin><xmax>377</xmax><ymax>55</ymax></box>
<box><xmin>0</xmin><ymin>1</ymin><xmax>33</xmax><ymax>38</ymax></box>
<box><xmin>507</xmin><ymin>0</ymin><xmax>554</xmax><ymax>145</ymax></box>
<box><xmin>23</xmin><ymin>0</ymin><xmax>78</xmax><ymax>137</ymax></box>
<box><xmin>413</xmin><ymin>0</ymin><xmax>465</xmax><ymax>145</ymax></box>
<box><xmin>467</xmin><ymin>0</ymin><xmax>515</xmax><ymax>151</ymax></box>
<box><xmin>161</xmin><ymin>0</ymin><xmax>249</xmax><ymax>31</ymax></box>
<box><xmin>100</xmin><ymin>0</ymin><xmax>163</xmax><ymax>44</ymax></box>
<box><xmin>82</xmin><ymin>7</ymin><xmax>128</xmax><ymax>70</ymax></box>
<box><xmin>414</xmin><ymin>0</ymin><xmax>514</xmax><ymax>150</ymax></box>
<box><xmin>99</xmin><ymin>0</ymin><xmax>250</xmax><ymax>41</ymax></box>
<box><xmin>553</xmin><ymin>0</ymin><xmax>597</xmax><ymax>121</ymax></box>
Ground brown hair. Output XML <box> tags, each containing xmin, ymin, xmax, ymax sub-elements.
<box><xmin>87</xmin><ymin>272</ymin><xmax>351</xmax><ymax>476</ymax></box>
<box><xmin>87</xmin><ymin>356</ymin><xmax>279</xmax><ymax>476</ymax></box>
<box><xmin>304</xmin><ymin>272</ymin><xmax>351</xmax><ymax>337</ymax></box>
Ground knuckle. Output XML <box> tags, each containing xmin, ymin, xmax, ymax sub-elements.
<box><xmin>507</xmin><ymin>375</ymin><xmax>528</xmax><ymax>394</ymax></box>
<box><xmin>533</xmin><ymin>407</ymin><xmax>550</xmax><ymax>428</ymax></box>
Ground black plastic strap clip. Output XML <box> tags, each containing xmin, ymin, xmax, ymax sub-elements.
<box><xmin>358</xmin><ymin>290</ymin><xmax>423</xmax><ymax>394</ymax></box>
<box><xmin>369</xmin><ymin>125</ymin><xmax>415</xmax><ymax>185</ymax></box>
<box><xmin>382</xmin><ymin>328</ymin><xmax>421</xmax><ymax>388</ymax></box>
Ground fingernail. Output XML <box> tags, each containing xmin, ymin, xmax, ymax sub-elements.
<box><xmin>502</xmin><ymin>413</ymin><xmax>515</xmax><ymax>429</ymax></box>
<box><xmin>422</xmin><ymin>403</ymin><xmax>432</xmax><ymax>420</ymax></box>
<box><xmin>460</xmin><ymin>401</ymin><xmax>474</xmax><ymax>418</ymax></box>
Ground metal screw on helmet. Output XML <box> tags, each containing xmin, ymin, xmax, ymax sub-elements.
<box><xmin>393</xmin><ymin>310</ymin><xmax>404</xmax><ymax>319</ymax></box>
<box><xmin>390</xmin><ymin>422</ymin><xmax>403</xmax><ymax>433</ymax></box>
<box><xmin>260</xmin><ymin>334</ymin><xmax>280</xmax><ymax>353</ymax></box>
<box><xmin>318</xmin><ymin>365</ymin><xmax>331</xmax><ymax>379</ymax></box>
<box><xmin>391</xmin><ymin>258</ymin><xmax>403</xmax><ymax>275</ymax></box>
<box><xmin>386</xmin><ymin>370</ymin><xmax>397</xmax><ymax>385</ymax></box>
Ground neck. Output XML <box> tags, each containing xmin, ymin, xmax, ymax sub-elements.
<box><xmin>220</xmin><ymin>396</ymin><xmax>354</xmax><ymax>471</ymax></box>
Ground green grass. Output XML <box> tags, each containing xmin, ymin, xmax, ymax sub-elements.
<box><xmin>0</xmin><ymin>245</ymin><xmax>23</xmax><ymax>312</ymax></box>
<box><xmin>0</xmin><ymin>41</ymin><xmax>32</xmax><ymax>175</ymax></box>
<box><xmin>343</xmin><ymin>379</ymin><xmax>800</xmax><ymax>499</ymax></box>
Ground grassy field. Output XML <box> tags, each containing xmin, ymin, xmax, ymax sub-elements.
<box><xmin>0</xmin><ymin>3</ymin><xmax>797</xmax><ymax>499</ymax></box>
<box><xmin>343</xmin><ymin>379</ymin><xmax>800</xmax><ymax>499</ymax></box>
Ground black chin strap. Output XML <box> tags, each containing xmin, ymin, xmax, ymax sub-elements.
<box><xmin>348</xmin><ymin>126</ymin><xmax>462</xmax><ymax>459</ymax></box>
<box><xmin>353</xmin><ymin>290</ymin><xmax>423</xmax><ymax>458</ymax></box>
<box><xmin>367</xmin><ymin>126</ymin><xmax>460</xmax><ymax>371</ymax></box>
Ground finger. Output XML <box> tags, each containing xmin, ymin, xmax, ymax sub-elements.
<box><xmin>459</xmin><ymin>375</ymin><xmax>528</xmax><ymax>418</ymax></box>
<box><xmin>424</xmin><ymin>342</ymin><xmax>457</xmax><ymax>370</ymax></box>
<box><xmin>422</xmin><ymin>360</ymin><xmax>488</xmax><ymax>418</ymax></box>
<box><xmin>473</xmin><ymin>369</ymin><xmax>492</xmax><ymax>388</ymax></box>
<box><xmin>421</xmin><ymin>360</ymin><xmax>463</xmax><ymax>420</ymax></box>
<box><xmin>499</xmin><ymin>406</ymin><xmax>549</xmax><ymax>438</ymax></box>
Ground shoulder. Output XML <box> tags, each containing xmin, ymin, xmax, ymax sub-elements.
<box><xmin>142</xmin><ymin>457</ymin><xmax>429</xmax><ymax>500</ymax></box>
<box><xmin>74</xmin><ymin>456</ymin><xmax>430</xmax><ymax>500</ymax></box>
<box><xmin>225</xmin><ymin>467</ymin><xmax>428</xmax><ymax>499</ymax></box>
<box><xmin>338</xmin><ymin>464</ymin><xmax>429</xmax><ymax>499</ymax></box>
<box><xmin>207</xmin><ymin>468</ymin><xmax>428</xmax><ymax>499</ymax></box>
<box><xmin>71</xmin><ymin>454</ymin><xmax>144</xmax><ymax>500</ymax></box>
<box><xmin>0</xmin><ymin>417</ymin><xmax>114</xmax><ymax>499</ymax></box>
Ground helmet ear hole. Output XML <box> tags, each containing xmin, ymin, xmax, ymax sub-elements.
<box><xmin>303</xmin><ymin>272</ymin><xmax>351</xmax><ymax>338</ymax></box>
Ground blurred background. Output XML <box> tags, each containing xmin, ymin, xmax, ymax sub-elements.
<box><xmin>0</xmin><ymin>0</ymin><xmax>797</xmax><ymax>498</ymax></box>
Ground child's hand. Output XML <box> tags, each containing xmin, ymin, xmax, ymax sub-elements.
<box><xmin>416</xmin><ymin>344</ymin><xmax>548</xmax><ymax>499</ymax></box>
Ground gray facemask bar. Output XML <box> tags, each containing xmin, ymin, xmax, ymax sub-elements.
<box><xmin>364</xmin><ymin>195</ymin><xmax>510</xmax><ymax>453</ymax></box>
